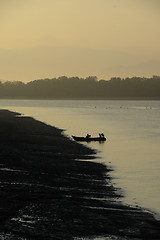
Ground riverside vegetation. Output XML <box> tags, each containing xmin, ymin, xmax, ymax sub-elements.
<box><xmin>0</xmin><ymin>109</ymin><xmax>160</xmax><ymax>239</ymax></box>
<box><xmin>0</xmin><ymin>75</ymin><xmax>160</xmax><ymax>99</ymax></box>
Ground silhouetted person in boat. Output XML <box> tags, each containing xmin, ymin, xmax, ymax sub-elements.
<box><xmin>86</xmin><ymin>134</ymin><xmax>91</xmax><ymax>139</ymax></box>
<box><xmin>99</xmin><ymin>133</ymin><xmax>105</xmax><ymax>138</ymax></box>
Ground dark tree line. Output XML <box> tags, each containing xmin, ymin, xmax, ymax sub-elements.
<box><xmin>0</xmin><ymin>76</ymin><xmax>160</xmax><ymax>99</ymax></box>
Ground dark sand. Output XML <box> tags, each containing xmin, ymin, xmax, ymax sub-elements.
<box><xmin>0</xmin><ymin>109</ymin><xmax>160</xmax><ymax>240</ymax></box>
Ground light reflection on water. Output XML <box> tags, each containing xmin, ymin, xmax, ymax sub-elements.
<box><xmin>0</xmin><ymin>99</ymin><xmax>160</xmax><ymax>216</ymax></box>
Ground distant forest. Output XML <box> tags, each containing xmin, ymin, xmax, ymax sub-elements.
<box><xmin>0</xmin><ymin>76</ymin><xmax>160</xmax><ymax>99</ymax></box>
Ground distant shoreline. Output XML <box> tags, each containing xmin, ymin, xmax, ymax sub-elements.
<box><xmin>0</xmin><ymin>97</ymin><xmax>160</xmax><ymax>100</ymax></box>
<box><xmin>0</xmin><ymin>109</ymin><xmax>160</xmax><ymax>239</ymax></box>
<box><xmin>0</xmin><ymin>76</ymin><xmax>160</xmax><ymax>100</ymax></box>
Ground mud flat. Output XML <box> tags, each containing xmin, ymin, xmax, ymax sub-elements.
<box><xmin>0</xmin><ymin>109</ymin><xmax>160</xmax><ymax>240</ymax></box>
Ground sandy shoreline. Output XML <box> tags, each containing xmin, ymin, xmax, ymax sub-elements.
<box><xmin>0</xmin><ymin>109</ymin><xmax>160</xmax><ymax>240</ymax></box>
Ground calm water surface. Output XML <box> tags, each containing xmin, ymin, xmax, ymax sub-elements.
<box><xmin>1</xmin><ymin>99</ymin><xmax>160</xmax><ymax>218</ymax></box>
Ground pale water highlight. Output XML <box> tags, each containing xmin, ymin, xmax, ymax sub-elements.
<box><xmin>0</xmin><ymin>99</ymin><xmax>160</xmax><ymax>217</ymax></box>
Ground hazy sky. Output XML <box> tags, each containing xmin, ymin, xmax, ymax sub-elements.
<box><xmin>0</xmin><ymin>0</ymin><xmax>160</xmax><ymax>82</ymax></box>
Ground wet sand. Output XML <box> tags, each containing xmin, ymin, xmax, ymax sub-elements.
<box><xmin>0</xmin><ymin>109</ymin><xmax>160</xmax><ymax>240</ymax></box>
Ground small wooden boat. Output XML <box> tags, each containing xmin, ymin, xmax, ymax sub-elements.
<box><xmin>72</xmin><ymin>135</ymin><xmax>106</xmax><ymax>142</ymax></box>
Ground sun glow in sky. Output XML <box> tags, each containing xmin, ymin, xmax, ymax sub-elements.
<box><xmin>0</xmin><ymin>0</ymin><xmax>160</xmax><ymax>81</ymax></box>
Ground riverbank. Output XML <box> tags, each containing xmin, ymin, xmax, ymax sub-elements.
<box><xmin>0</xmin><ymin>109</ymin><xmax>160</xmax><ymax>239</ymax></box>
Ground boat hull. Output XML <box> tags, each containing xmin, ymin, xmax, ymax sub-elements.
<box><xmin>72</xmin><ymin>136</ymin><xmax>106</xmax><ymax>142</ymax></box>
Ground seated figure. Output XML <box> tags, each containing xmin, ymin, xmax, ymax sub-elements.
<box><xmin>99</xmin><ymin>133</ymin><xmax>104</xmax><ymax>138</ymax></box>
<box><xmin>86</xmin><ymin>134</ymin><xmax>91</xmax><ymax>138</ymax></box>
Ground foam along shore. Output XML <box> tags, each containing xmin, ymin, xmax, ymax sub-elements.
<box><xmin>0</xmin><ymin>109</ymin><xmax>160</xmax><ymax>240</ymax></box>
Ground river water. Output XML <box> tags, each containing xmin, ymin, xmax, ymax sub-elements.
<box><xmin>0</xmin><ymin>99</ymin><xmax>160</xmax><ymax>218</ymax></box>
